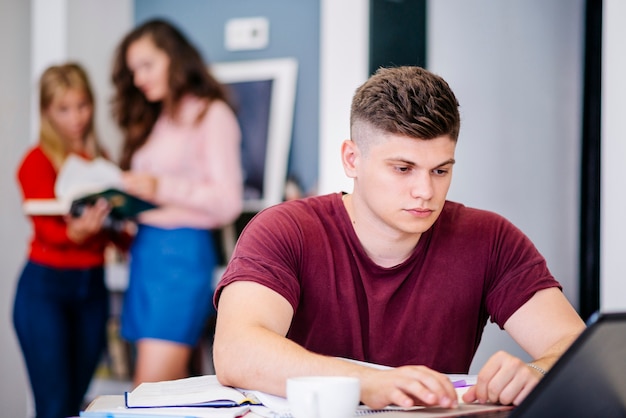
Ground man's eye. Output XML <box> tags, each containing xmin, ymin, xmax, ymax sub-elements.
<box><xmin>395</xmin><ymin>166</ymin><xmax>410</xmax><ymax>173</ymax></box>
<box><xmin>433</xmin><ymin>169</ymin><xmax>448</xmax><ymax>176</ymax></box>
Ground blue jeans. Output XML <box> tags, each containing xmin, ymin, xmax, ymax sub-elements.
<box><xmin>13</xmin><ymin>261</ymin><xmax>109</xmax><ymax>418</ymax></box>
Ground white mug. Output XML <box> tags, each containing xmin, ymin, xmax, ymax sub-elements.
<box><xmin>286</xmin><ymin>376</ymin><xmax>360</xmax><ymax>418</ymax></box>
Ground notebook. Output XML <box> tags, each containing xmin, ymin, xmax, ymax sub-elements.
<box><xmin>405</xmin><ymin>311</ymin><xmax>626</xmax><ymax>418</ymax></box>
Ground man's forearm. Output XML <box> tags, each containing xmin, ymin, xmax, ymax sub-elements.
<box><xmin>529</xmin><ymin>330</ymin><xmax>582</xmax><ymax>373</ymax></box>
<box><xmin>213</xmin><ymin>324</ymin><xmax>368</xmax><ymax>397</ymax></box>
<box><xmin>213</xmin><ymin>325</ymin><xmax>460</xmax><ymax>409</ymax></box>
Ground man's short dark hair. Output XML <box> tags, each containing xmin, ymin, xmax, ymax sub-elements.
<box><xmin>350</xmin><ymin>66</ymin><xmax>460</xmax><ymax>143</ymax></box>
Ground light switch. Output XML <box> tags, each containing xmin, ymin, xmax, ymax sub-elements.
<box><xmin>225</xmin><ymin>17</ymin><xmax>269</xmax><ymax>51</ymax></box>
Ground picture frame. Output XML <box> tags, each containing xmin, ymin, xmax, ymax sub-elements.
<box><xmin>210</xmin><ymin>57</ymin><xmax>298</xmax><ymax>212</ymax></box>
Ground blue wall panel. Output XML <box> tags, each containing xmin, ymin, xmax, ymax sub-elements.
<box><xmin>135</xmin><ymin>0</ymin><xmax>320</xmax><ymax>194</ymax></box>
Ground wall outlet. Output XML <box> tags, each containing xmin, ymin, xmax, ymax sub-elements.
<box><xmin>225</xmin><ymin>17</ymin><xmax>269</xmax><ymax>51</ymax></box>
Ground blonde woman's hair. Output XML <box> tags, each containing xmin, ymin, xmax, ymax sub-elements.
<box><xmin>39</xmin><ymin>62</ymin><xmax>103</xmax><ymax>169</ymax></box>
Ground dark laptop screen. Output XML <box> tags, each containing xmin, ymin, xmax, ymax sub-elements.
<box><xmin>510</xmin><ymin>312</ymin><xmax>626</xmax><ymax>418</ymax></box>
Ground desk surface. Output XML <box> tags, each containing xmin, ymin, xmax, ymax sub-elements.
<box><xmin>245</xmin><ymin>402</ymin><xmax>513</xmax><ymax>417</ymax></box>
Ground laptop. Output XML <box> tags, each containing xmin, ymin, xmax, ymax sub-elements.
<box><xmin>373</xmin><ymin>311</ymin><xmax>626</xmax><ymax>417</ymax></box>
<box><xmin>507</xmin><ymin>311</ymin><xmax>626</xmax><ymax>417</ymax></box>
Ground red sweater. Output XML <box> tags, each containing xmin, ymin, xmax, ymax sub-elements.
<box><xmin>17</xmin><ymin>146</ymin><xmax>130</xmax><ymax>269</ymax></box>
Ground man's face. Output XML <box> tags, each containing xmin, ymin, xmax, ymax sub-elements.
<box><xmin>344</xmin><ymin>129</ymin><xmax>456</xmax><ymax>238</ymax></box>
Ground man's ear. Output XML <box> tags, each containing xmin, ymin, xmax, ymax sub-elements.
<box><xmin>341</xmin><ymin>139</ymin><xmax>359</xmax><ymax>179</ymax></box>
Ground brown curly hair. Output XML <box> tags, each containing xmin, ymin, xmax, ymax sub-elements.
<box><xmin>350</xmin><ymin>66</ymin><xmax>460</xmax><ymax>149</ymax></box>
<box><xmin>111</xmin><ymin>19</ymin><xmax>229</xmax><ymax>169</ymax></box>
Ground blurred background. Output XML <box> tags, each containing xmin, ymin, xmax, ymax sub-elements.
<box><xmin>2</xmin><ymin>1</ymin><xmax>625</xmax><ymax>416</ymax></box>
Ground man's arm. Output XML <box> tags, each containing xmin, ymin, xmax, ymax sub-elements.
<box><xmin>463</xmin><ymin>287</ymin><xmax>586</xmax><ymax>405</ymax></box>
<box><xmin>213</xmin><ymin>281</ymin><xmax>458</xmax><ymax>409</ymax></box>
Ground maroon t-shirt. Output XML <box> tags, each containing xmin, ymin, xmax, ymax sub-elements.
<box><xmin>215</xmin><ymin>193</ymin><xmax>560</xmax><ymax>373</ymax></box>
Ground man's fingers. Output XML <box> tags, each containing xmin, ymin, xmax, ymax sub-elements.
<box><xmin>462</xmin><ymin>385</ymin><xmax>477</xmax><ymax>403</ymax></box>
<box><xmin>393</xmin><ymin>367</ymin><xmax>457</xmax><ymax>408</ymax></box>
<box><xmin>471</xmin><ymin>352</ymin><xmax>541</xmax><ymax>406</ymax></box>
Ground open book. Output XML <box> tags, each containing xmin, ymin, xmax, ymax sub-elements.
<box><xmin>82</xmin><ymin>395</ymin><xmax>250</xmax><ymax>418</ymax></box>
<box><xmin>124</xmin><ymin>375</ymin><xmax>261</xmax><ymax>409</ymax></box>
<box><xmin>23</xmin><ymin>154</ymin><xmax>155</xmax><ymax>218</ymax></box>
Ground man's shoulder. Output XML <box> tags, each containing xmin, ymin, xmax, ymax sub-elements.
<box><xmin>242</xmin><ymin>193</ymin><xmax>344</xmax><ymax>238</ymax></box>
<box><xmin>439</xmin><ymin>201</ymin><xmax>515</xmax><ymax>234</ymax></box>
<box><xmin>442</xmin><ymin>200</ymin><xmax>505</xmax><ymax>220</ymax></box>
<box><xmin>259</xmin><ymin>193</ymin><xmax>342</xmax><ymax>218</ymax></box>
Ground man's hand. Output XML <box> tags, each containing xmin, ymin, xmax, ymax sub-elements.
<box><xmin>463</xmin><ymin>287</ymin><xmax>586</xmax><ymax>406</ymax></box>
<box><xmin>360</xmin><ymin>365</ymin><xmax>458</xmax><ymax>409</ymax></box>
<box><xmin>462</xmin><ymin>351</ymin><xmax>540</xmax><ymax>406</ymax></box>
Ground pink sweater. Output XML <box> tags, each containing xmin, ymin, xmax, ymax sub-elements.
<box><xmin>132</xmin><ymin>96</ymin><xmax>243</xmax><ymax>229</ymax></box>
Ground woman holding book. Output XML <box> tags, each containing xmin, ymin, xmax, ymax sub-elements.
<box><xmin>13</xmin><ymin>63</ymin><xmax>131</xmax><ymax>418</ymax></box>
<box><xmin>111</xmin><ymin>19</ymin><xmax>243</xmax><ymax>386</ymax></box>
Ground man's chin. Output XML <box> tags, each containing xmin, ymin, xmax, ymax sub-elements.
<box><xmin>403</xmin><ymin>219</ymin><xmax>437</xmax><ymax>235</ymax></box>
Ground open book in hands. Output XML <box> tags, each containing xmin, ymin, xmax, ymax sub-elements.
<box><xmin>22</xmin><ymin>154</ymin><xmax>155</xmax><ymax>219</ymax></box>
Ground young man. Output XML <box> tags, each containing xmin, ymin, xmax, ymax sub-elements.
<box><xmin>213</xmin><ymin>66</ymin><xmax>585</xmax><ymax>410</ymax></box>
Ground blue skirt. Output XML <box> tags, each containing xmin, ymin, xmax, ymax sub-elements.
<box><xmin>121</xmin><ymin>225</ymin><xmax>217</xmax><ymax>346</ymax></box>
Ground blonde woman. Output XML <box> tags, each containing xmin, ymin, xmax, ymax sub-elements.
<box><xmin>13</xmin><ymin>63</ymin><xmax>130</xmax><ymax>418</ymax></box>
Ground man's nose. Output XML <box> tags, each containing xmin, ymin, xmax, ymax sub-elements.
<box><xmin>409</xmin><ymin>171</ymin><xmax>434</xmax><ymax>200</ymax></box>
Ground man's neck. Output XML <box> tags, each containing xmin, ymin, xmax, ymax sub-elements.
<box><xmin>342</xmin><ymin>193</ymin><xmax>421</xmax><ymax>268</ymax></box>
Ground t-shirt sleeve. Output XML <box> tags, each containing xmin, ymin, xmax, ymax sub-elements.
<box><xmin>214</xmin><ymin>205</ymin><xmax>303</xmax><ymax>310</ymax></box>
<box><xmin>484</xmin><ymin>215</ymin><xmax>562</xmax><ymax>328</ymax></box>
<box><xmin>17</xmin><ymin>148</ymin><xmax>74</xmax><ymax>246</ymax></box>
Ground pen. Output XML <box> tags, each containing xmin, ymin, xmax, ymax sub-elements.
<box><xmin>451</xmin><ymin>379</ymin><xmax>472</xmax><ymax>388</ymax></box>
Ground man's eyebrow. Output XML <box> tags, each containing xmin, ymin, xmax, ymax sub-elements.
<box><xmin>386</xmin><ymin>158</ymin><xmax>456</xmax><ymax>168</ymax></box>
<box><xmin>435</xmin><ymin>158</ymin><xmax>456</xmax><ymax>168</ymax></box>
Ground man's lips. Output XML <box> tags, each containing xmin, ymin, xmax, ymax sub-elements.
<box><xmin>406</xmin><ymin>208</ymin><xmax>434</xmax><ymax>218</ymax></box>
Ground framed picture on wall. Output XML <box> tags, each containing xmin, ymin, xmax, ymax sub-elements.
<box><xmin>210</xmin><ymin>58</ymin><xmax>298</xmax><ymax>213</ymax></box>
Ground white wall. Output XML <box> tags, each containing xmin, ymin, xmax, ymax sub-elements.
<box><xmin>1</xmin><ymin>1</ymin><xmax>33</xmax><ymax>417</ymax></box>
<box><xmin>31</xmin><ymin>0</ymin><xmax>67</xmax><ymax>139</ymax></box>
<box><xmin>601</xmin><ymin>0</ymin><xmax>626</xmax><ymax>312</ymax></box>
<box><xmin>318</xmin><ymin>0</ymin><xmax>369</xmax><ymax>195</ymax></box>
<box><xmin>67</xmin><ymin>0</ymin><xmax>133</xmax><ymax>161</ymax></box>
<box><xmin>429</xmin><ymin>0</ymin><xmax>583</xmax><ymax>371</ymax></box>
<box><xmin>31</xmin><ymin>0</ymin><xmax>132</xmax><ymax>158</ymax></box>
<box><xmin>320</xmin><ymin>0</ymin><xmax>584</xmax><ymax>372</ymax></box>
